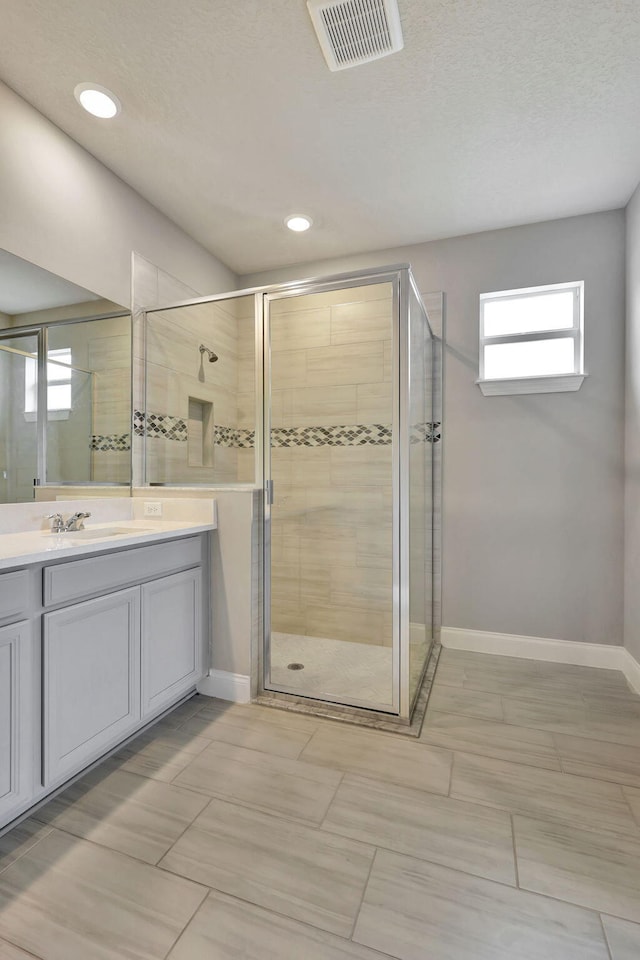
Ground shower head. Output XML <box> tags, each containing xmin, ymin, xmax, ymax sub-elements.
<box><xmin>199</xmin><ymin>344</ymin><xmax>219</xmax><ymax>363</ymax></box>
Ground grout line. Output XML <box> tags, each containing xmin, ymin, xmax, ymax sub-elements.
<box><xmin>498</xmin><ymin>695</ymin><xmax>506</xmax><ymax>723</ymax></box>
<box><xmin>318</xmin><ymin>817</ymin><xmax>521</xmax><ymax>892</ymax></box>
<box><xmin>621</xmin><ymin>786</ymin><xmax>640</xmax><ymax>829</ymax></box>
<box><xmin>599</xmin><ymin>914</ymin><xmax>615</xmax><ymax>960</ymax></box>
<box><xmin>510</xmin><ymin>814</ymin><xmax>520</xmax><ymax>888</ymax></box>
<box><xmin>318</xmin><ymin>773</ymin><xmax>345</xmax><ymax>830</ymax></box>
<box><xmin>0</xmin><ymin>934</ymin><xmax>46</xmax><ymax>960</ymax></box>
<box><xmin>447</xmin><ymin>752</ymin><xmax>455</xmax><ymax>797</ymax></box>
<box><xmin>37</xmin><ymin>823</ymin><xmax>210</xmax><ymax>876</ymax></box>
<box><xmin>153</xmin><ymin>798</ymin><xmax>212</xmax><ymax>867</ymax></box>
<box><xmin>349</xmin><ymin>846</ymin><xmax>378</xmax><ymax>941</ymax></box>
<box><xmin>160</xmin><ymin>880</ymin><xmax>211</xmax><ymax>960</ymax></box>
<box><xmin>0</xmin><ymin>824</ymin><xmax>54</xmax><ymax>877</ymax></box>
<box><xmin>549</xmin><ymin>732</ymin><xmax>563</xmax><ymax>766</ymax></box>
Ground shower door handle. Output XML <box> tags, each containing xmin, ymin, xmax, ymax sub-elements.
<box><xmin>265</xmin><ymin>479</ymin><xmax>275</xmax><ymax>505</ymax></box>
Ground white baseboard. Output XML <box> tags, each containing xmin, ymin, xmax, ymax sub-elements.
<box><xmin>197</xmin><ymin>670</ymin><xmax>251</xmax><ymax>703</ymax></box>
<box><xmin>441</xmin><ymin>626</ymin><xmax>640</xmax><ymax>694</ymax></box>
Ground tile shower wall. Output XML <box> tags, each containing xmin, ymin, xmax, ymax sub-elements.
<box><xmin>47</xmin><ymin>315</ymin><xmax>131</xmax><ymax>484</ymax></box>
<box><xmin>144</xmin><ymin>295</ymin><xmax>255</xmax><ymax>484</ymax></box>
<box><xmin>266</xmin><ymin>284</ymin><xmax>395</xmax><ymax>647</ymax></box>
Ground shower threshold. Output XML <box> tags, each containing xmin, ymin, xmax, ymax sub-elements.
<box><xmin>259</xmin><ymin>634</ymin><xmax>441</xmax><ymax>737</ymax></box>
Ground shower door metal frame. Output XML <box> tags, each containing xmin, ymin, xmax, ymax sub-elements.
<box><xmin>260</xmin><ymin>266</ymin><xmax>407</xmax><ymax>718</ymax></box>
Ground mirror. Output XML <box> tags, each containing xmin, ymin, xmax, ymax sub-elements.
<box><xmin>0</xmin><ymin>249</ymin><xmax>131</xmax><ymax>502</ymax></box>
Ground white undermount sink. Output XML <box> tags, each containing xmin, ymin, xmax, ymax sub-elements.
<box><xmin>43</xmin><ymin>526</ymin><xmax>154</xmax><ymax>541</ymax></box>
<box><xmin>69</xmin><ymin>527</ymin><xmax>154</xmax><ymax>540</ymax></box>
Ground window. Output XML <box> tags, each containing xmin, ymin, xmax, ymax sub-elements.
<box><xmin>25</xmin><ymin>348</ymin><xmax>73</xmax><ymax>416</ymax></box>
<box><xmin>477</xmin><ymin>281</ymin><xmax>585</xmax><ymax>396</ymax></box>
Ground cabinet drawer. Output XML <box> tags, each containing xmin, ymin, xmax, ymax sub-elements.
<box><xmin>0</xmin><ymin>570</ymin><xmax>30</xmax><ymax>623</ymax></box>
<box><xmin>43</xmin><ymin>536</ymin><xmax>202</xmax><ymax>607</ymax></box>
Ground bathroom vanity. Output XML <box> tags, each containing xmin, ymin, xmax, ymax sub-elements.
<box><xmin>0</xmin><ymin>499</ymin><xmax>215</xmax><ymax>832</ymax></box>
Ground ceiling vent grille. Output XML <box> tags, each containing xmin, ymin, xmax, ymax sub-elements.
<box><xmin>307</xmin><ymin>0</ymin><xmax>404</xmax><ymax>72</ymax></box>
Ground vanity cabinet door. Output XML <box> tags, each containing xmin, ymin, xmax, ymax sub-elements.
<box><xmin>0</xmin><ymin>621</ymin><xmax>32</xmax><ymax>825</ymax></box>
<box><xmin>141</xmin><ymin>568</ymin><xmax>203</xmax><ymax>717</ymax></box>
<box><xmin>43</xmin><ymin>587</ymin><xmax>141</xmax><ymax>786</ymax></box>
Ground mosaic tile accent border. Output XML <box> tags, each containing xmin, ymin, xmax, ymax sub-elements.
<box><xmin>134</xmin><ymin>411</ymin><xmax>187</xmax><ymax>441</ymax></box>
<box><xmin>134</xmin><ymin>411</ymin><xmax>441</xmax><ymax>448</ymax></box>
<box><xmin>272</xmin><ymin>424</ymin><xmax>391</xmax><ymax>447</ymax></box>
<box><xmin>90</xmin><ymin>434</ymin><xmax>131</xmax><ymax>452</ymax></box>
<box><xmin>214</xmin><ymin>425</ymin><xmax>255</xmax><ymax>448</ymax></box>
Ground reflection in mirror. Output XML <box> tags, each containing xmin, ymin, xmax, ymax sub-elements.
<box><xmin>0</xmin><ymin>249</ymin><xmax>131</xmax><ymax>502</ymax></box>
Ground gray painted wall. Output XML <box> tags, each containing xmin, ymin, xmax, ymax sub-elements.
<box><xmin>0</xmin><ymin>81</ymin><xmax>236</xmax><ymax>306</ymax></box>
<box><xmin>625</xmin><ymin>186</ymin><xmax>640</xmax><ymax>659</ymax></box>
<box><xmin>243</xmin><ymin>211</ymin><xmax>626</xmax><ymax>645</ymax></box>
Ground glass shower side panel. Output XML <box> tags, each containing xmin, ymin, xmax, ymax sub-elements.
<box><xmin>144</xmin><ymin>295</ymin><xmax>256</xmax><ymax>484</ymax></box>
<box><xmin>408</xmin><ymin>284</ymin><xmax>434</xmax><ymax>707</ymax></box>
<box><xmin>264</xmin><ymin>281</ymin><xmax>397</xmax><ymax>712</ymax></box>
<box><xmin>45</xmin><ymin>316</ymin><xmax>132</xmax><ymax>484</ymax></box>
<box><xmin>0</xmin><ymin>333</ymin><xmax>39</xmax><ymax>502</ymax></box>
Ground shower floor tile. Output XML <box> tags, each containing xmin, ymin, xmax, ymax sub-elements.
<box><xmin>270</xmin><ymin>632</ymin><xmax>393</xmax><ymax>707</ymax></box>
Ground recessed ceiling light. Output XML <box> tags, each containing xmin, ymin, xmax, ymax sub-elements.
<box><xmin>74</xmin><ymin>83</ymin><xmax>121</xmax><ymax>119</ymax></box>
<box><xmin>285</xmin><ymin>214</ymin><xmax>313</xmax><ymax>232</ymax></box>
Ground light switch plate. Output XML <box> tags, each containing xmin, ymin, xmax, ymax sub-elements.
<box><xmin>143</xmin><ymin>501</ymin><xmax>163</xmax><ymax>517</ymax></box>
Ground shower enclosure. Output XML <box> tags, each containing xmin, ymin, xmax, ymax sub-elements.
<box><xmin>142</xmin><ymin>265</ymin><xmax>440</xmax><ymax>725</ymax></box>
<box><xmin>0</xmin><ymin>314</ymin><xmax>132</xmax><ymax>502</ymax></box>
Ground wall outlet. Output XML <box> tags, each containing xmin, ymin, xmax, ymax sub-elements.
<box><xmin>143</xmin><ymin>501</ymin><xmax>163</xmax><ymax>517</ymax></box>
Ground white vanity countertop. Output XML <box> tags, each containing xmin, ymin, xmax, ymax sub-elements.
<box><xmin>0</xmin><ymin>498</ymin><xmax>217</xmax><ymax>571</ymax></box>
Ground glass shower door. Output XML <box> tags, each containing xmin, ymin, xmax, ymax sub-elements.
<box><xmin>263</xmin><ymin>280</ymin><xmax>398</xmax><ymax>712</ymax></box>
<box><xmin>406</xmin><ymin>278</ymin><xmax>435</xmax><ymax>710</ymax></box>
<box><xmin>0</xmin><ymin>332</ymin><xmax>40</xmax><ymax>502</ymax></box>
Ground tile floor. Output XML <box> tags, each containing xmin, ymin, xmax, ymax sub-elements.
<box><xmin>1</xmin><ymin>649</ymin><xmax>640</xmax><ymax>958</ymax></box>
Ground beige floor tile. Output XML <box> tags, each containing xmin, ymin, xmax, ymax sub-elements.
<box><xmin>601</xmin><ymin>915</ymin><xmax>640</xmax><ymax>960</ymax></box>
<box><xmin>160</xmin><ymin>797</ymin><xmax>375</xmax><ymax>937</ymax></box>
<box><xmin>322</xmin><ymin>773</ymin><xmax>515</xmax><ymax>884</ymax></box>
<box><xmin>168</xmin><ymin>888</ymin><xmax>390</xmax><ymax>960</ymax></box>
<box><xmin>555</xmin><ymin>734</ymin><xmax>640</xmax><ymax>789</ymax></box>
<box><xmin>503</xmin><ymin>697</ymin><xmax>640</xmax><ymax>747</ymax></box>
<box><xmin>450</xmin><ymin>753</ymin><xmax>639</xmax><ymax>835</ymax></box>
<box><xmin>194</xmin><ymin>698</ymin><xmax>320</xmax><ymax>734</ymax></box>
<box><xmin>427</xmin><ymin>684</ymin><xmax>504</xmax><ymax>721</ymax></box>
<box><xmin>179</xmin><ymin>707</ymin><xmax>318</xmax><ymax>759</ymax></box>
<box><xmin>0</xmin><ymin>940</ymin><xmax>41</xmax><ymax>960</ymax></box>
<box><xmin>300</xmin><ymin>724</ymin><xmax>451</xmax><ymax>795</ymax></box>
<box><xmin>0</xmin><ymin>821</ymin><xmax>51</xmax><ymax>875</ymax></box>
<box><xmin>173</xmin><ymin>739</ymin><xmax>342</xmax><ymax>824</ymax></box>
<box><xmin>581</xmin><ymin>693</ymin><xmax>640</xmax><ymax>716</ymax></box>
<box><xmin>114</xmin><ymin>727</ymin><xmax>211</xmax><ymax>782</ymax></box>
<box><xmin>623</xmin><ymin>785</ymin><xmax>640</xmax><ymax>825</ymax></box>
<box><xmin>33</xmin><ymin>767</ymin><xmax>209</xmax><ymax>864</ymax></box>
<box><xmin>421</xmin><ymin>711</ymin><xmax>560</xmax><ymax>769</ymax></box>
<box><xmin>514</xmin><ymin>815</ymin><xmax>640</xmax><ymax>922</ymax></box>
<box><xmin>0</xmin><ymin>829</ymin><xmax>207</xmax><ymax>960</ymax></box>
<box><xmin>438</xmin><ymin>651</ymin><xmax>630</xmax><ymax>703</ymax></box>
<box><xmin>353</xmin><ymin>848</ymin><xmax>609</xmax><ymax>960</ymax></box>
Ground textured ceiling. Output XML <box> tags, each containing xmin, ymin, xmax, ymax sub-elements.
<box><xmin>0</xmin><ymin>0</ymin><xmax>639</xmax><ymax>274</ymax></box>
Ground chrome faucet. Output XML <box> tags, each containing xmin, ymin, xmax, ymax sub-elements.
<box><xmin>65</xmin><ymin>511</ymin><xmax>91</xmax><ymax>531</ymax></box>
<box><xmin>46</xmin><ymin>511</ymin><xmax>91</xmax><ymax>533</ymax></box>
<box><xmin>46</xmin><ymin>513</ymin><xmax>65</xmax><ymax>533</ymax></box>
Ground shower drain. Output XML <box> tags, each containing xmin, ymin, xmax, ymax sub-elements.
<box><xmin>287</xmin><ymin>662</ymin><xmax>305</xmax><ymax>670</ymax></box>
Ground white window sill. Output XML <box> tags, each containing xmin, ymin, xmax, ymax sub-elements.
<box><xmin>24</xmin><ymin>410</ymin><xmax>71</xmax><ymax>422</ymax></box>
<box><xmin>476</xmin><ymin>373</ymin><xmax>586</xmax><ymax>396</ymax></box>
